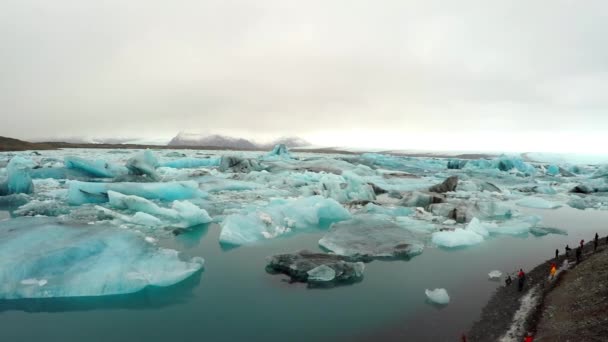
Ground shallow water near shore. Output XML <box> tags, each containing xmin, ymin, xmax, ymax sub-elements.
<box><xmin>1</xmin><ymin>206</ymin><xmax>605</xmax><ymax>342</ymax></box>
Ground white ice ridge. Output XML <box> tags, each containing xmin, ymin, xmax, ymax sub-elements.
<box><xmin>499</xmin><ymin>286</ymin><xmax>539</xmax><ymax>342</ymax></box>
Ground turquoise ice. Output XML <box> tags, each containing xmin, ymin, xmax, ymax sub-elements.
<box><xmin>0</xmin><ymin>217</ymin><xmax>204</xmax><ymax>299</ymax></box>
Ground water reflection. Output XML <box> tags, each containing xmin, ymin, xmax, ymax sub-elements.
<box><xmin>0</xmin><ymin>270</ymin><xmax>203</xmax><ymax>313</ymax></box>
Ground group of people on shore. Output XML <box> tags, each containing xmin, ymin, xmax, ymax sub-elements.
<box><xmin>502</xmin><ymin>232</ymin><xmax>607</xmax><ymax>342</ymax></box>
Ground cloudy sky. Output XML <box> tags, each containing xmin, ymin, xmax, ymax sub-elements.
<box><xmin>1</xmin><ymin>0</ymin><xmax>607</xmax><ymax>152</ymax></box>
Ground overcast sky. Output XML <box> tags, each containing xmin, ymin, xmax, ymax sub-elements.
<box><xmin>1</xmin><ymin>0</ymin><xmax>607</xmax><ymax>152</ymax></box>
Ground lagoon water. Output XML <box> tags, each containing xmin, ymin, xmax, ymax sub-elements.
<box><xmin>1</xmin><ymin>206</ymin><xmax>605</xmax><ymax>341</ymax></box>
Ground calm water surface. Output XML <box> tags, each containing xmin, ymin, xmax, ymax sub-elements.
<box><xmin>0</xmin><ymin>206</ymin><xmax>606</xmax><ymax>341</ymax></box>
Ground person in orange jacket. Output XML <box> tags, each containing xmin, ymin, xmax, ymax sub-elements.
<box><xmin>549</xmin><ymin>263</ymin><xmax>557</xmax><ymax>279</ymax></box>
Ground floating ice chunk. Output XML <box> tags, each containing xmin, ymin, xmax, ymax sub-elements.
<box><xmin>432</xmin><ymin>228</ymin><xmax>484</xmax><ymax>248</ymax></box>
<box><xmin>126</xmin><ymin>150</ymin><xmax>159</xmax><ymax>179</ymax></box>
<box><xmin>107</xmin><ymin>191</ymin><xmax>211</xmax><ymax>228</ymax></box>
<box><xmin>425</xmin><ymin>288</ymin><xmax>450</xmax><ymax>305</ymax></box>
<box><xmin>67</xmin><ymin>181</ymin><xmax>206</xmax><ymax>205</ymax></box>
<box><xmin>485</xmin><ymin>216</ymin><xmax>541</xmax><ymax>236</ymax></box>
<box><xmin>516</xmin><ymin>197</ymin><xmax>561</xmax><ymax>209</ymax></box>
<box><xmin>219</xmin><ymin>196</ymin><xmax>351</xmax><ymax>245</ymax></box>
<box><xmin>307</xmin><ymin>264</ymin><xmax>336</xmax><ymax>282</ymax></box>
<box><xmin>266</xmin><ymin>250</ymin><xmax>365</xmax><ymax>284</ymax></box>
<box><xmin>3</xmin><ymin>157</ymin><xmax>35</xmax><ymax>195</ymax></box>
<box><xmin>161</xmin><ymin>157</ymin><xmax>221</xmax><ymax>169</ymax></box>
<box><xmin>319</xmin><ymin>214</ymin><xmax>424</xmax><ymax>259</ymax></box>
<box><xmin>64</xmin><ymin>156</ymin><xmax>125</xmax><ymax>178</ymax></box>
<box><xmin>0</xmin><ymin>217</ymin><xmax>204</xmax><ymax>299</ymax></box>
<box><xmin>488</xmin><ymin>270</ymin><xmax>502</xmax><ymax>279</ymax></box>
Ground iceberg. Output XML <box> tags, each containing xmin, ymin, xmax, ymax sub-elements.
<box><xmin>64</xmin><ymin>156</ymin><xmax>125</xmax><ymax>178</ymax></box>
<box><xmin>126</xmin><ymin>150</ymin><xmax>159</xmax><ymax>179</ymax></box>
<box><xmin>67</xmin><ymin>181</ymin><xmax>206</xmax><ymax>205</ymax></box>
<box><xmin>266</xmin><ymin>144</ymin><xmax>291</xmax><ymax>158</ymax></box>
<box><xmin>266</xmin><ymin>250</ymin><xmax>365</xmax><ymax>284</ymax></box>
<box><xmin>162</xmin><ymin>157</ymin><xmax>221</xmax><ymax>169</ymax></box>
<box><xmin>3</xmin><ymin>157</ymin><xmax>35</xmax><ymax>195</ymax></box>
<box><xmin>219</xmin><ymin>196</ymin><xmax>351</xmax><ymax>245</ymax></box>
<box><xmin>318</xmin><ymin>215</ymin><xmax>424</xmax><ymax>260</ymax></box>
<box><xmin>0</xmin><ymin>217</ymin><xmax>204</xmax><ymax>299</ymax></box>
<box><xmin>425</xmin><ymin>288</ymin><xmax>450</xmax><ymax>305</ymax></box>
<box><xmin>432</xmin><ymin>228</ymin><xmax>484</xmax><ymax>248</ymax></box>
<box><xmin>485</xmin><ymin>216</ymin><xmax>541</xmax><ymax>236</ymax></box>
<box><xmin>107</xmin><ymin>191</ymin><xmax>212</xmax><ymax>228</ymax></box>
<box><xmin>516</xmin><ymin>197</ymin><xmax>561</xmax><ymax>209</ymax></box>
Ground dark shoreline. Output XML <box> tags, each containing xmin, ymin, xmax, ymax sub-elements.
<box><xmin>467</xmin><ymin>238</ymin><xmax>606</xmax><ymax>341</ymax></box>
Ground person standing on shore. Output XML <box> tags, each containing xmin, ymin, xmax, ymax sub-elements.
<box><xmin>555</xmin><ymin>248</ymin><xmax>558</xmax><ymax>260</ymax></box>
<box><xmin>576</xmin><ymin>247</ymin><xmax>582</xmax><ymax>263</ymax></box>
<box><xmin>580</xmin><ymin>239</ymin><xmax>584</xmax><ymax>249</ymax></box>
<box><xmin>594</xmin><ymin>233</ymin><xmax>599</xmax><ymax>252</ymax></box>
<box><xmin>518</xmin><ymin>269</ymin><xmax>526</xmax><ymax>292</ymax></box>
<box><xmin>565</xmin><ymin>244</ymin><xmax>571</xmax><ymax>258</ymax></box>
<box><xmin>549</xmin><ymin>263</ymin><xmax>557</xmax><ymax>280</ymax></box>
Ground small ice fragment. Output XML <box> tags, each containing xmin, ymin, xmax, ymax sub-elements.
<box><xmin>144</xmin><ymin>236</ymin><xmax>157</xmax><ymax>244</ymax></box>
<box><xmin>20</xmin><ymin>278</ymin><xmax>47</xmax><ymax>287</ymax></box>
<box><xmin>488</xmin><ymin>270</ymin><xmax>502</xmax><ymax>279</ymax></box>
<box><xmin>425</xmin><ymin>288</ymin><xmax>450</xmax><ymax>305</ymax></box>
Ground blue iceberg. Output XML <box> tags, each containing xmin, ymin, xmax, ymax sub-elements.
<box><xmin>64</xmin><ymin>156</ymin><xmax>126</xmax><ymax>178</ymax></box>
<box><xmin>2</xmin><ymin>157</ymin><xmax>35</xmax><ymax>195</ymax></box>
<box><xmin>67</xmin><ymin>181</ymin><xmax>206</xmax><ymax>205</ymax></box>
<box><xmin>219</xmin><ymin>196</ymin><xmax>351</xmax><ymax>245</ymax></box>
<box><xmin>0</xmin><ymin>217</ymin><xmax>204</xmax><ymax>299</ymax></box>
<box><xmin>126</xmin><ymin>150</ymin><xmax>159</xmax><ymax>179</ymax></box>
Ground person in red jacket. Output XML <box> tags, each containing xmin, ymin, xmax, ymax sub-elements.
<box><xmin>523</xmin><ymin>331</ymin><xmax>534</xmax><ymax>341</ymax></box>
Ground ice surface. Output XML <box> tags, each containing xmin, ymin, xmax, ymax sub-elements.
<box><xmin>516</xmin><ymin>197</ymin><xmax>561</xmax><ymax>209</ymax></box>
<box><xmin>14</xmin><ymin>200</ymin><xmax>70</xmax><ymax>217</ymax></box>
<box><xmin>546</xmin><ymin>165</ymin><xmax>560</xmax><ymax>176</ymax></box>
<box><xmin>319</xmin><ymin>214</ymin><xmax>425</xmax><ymax>259</ymax></box>
<box><xmin>219</xmin><ymin>196</ymin><xmax>351</xmax><ymax>245</ymax></box>
<box><xmin>162</xmin><ymin>157</ymin><xmax>221</xmax><ymax>169</ymax></box>
<box><xmin>67</xmin><ymin>181</ymin><xmax>206</xmax><ymax>205</ymax></box>
<box><xmin>363</xmin><ymin>203</ymin><xmax>413</xmax><ymax>216</ymax></box>
<box><xmin>0</xmin><ymin>217</ymin><xmax>204</xmax><ymax>299</ymax></box>
<box><xmin>307</xmin><ymin>264</ymin><xmax>336</xmax><ymax>282</ymax></box>
<box><xmin>425</xmin><ymin>288</ymin><xmax>450</xmax><ymax>305</ymax></box>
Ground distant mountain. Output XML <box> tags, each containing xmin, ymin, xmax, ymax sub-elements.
<box><xmin>0</xmin><ymin>136</ymin><xmax>55</xmax><ymax>151</ymax></box>
<box><xmin>264</xmin><ymin>137</ymin><xmax>310</xmax><ymax>148</ymax></box>
<box><xmin>167</xmin><ymin>132</ymin><xmax>310</xmax><ymax>149</ymax></box>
